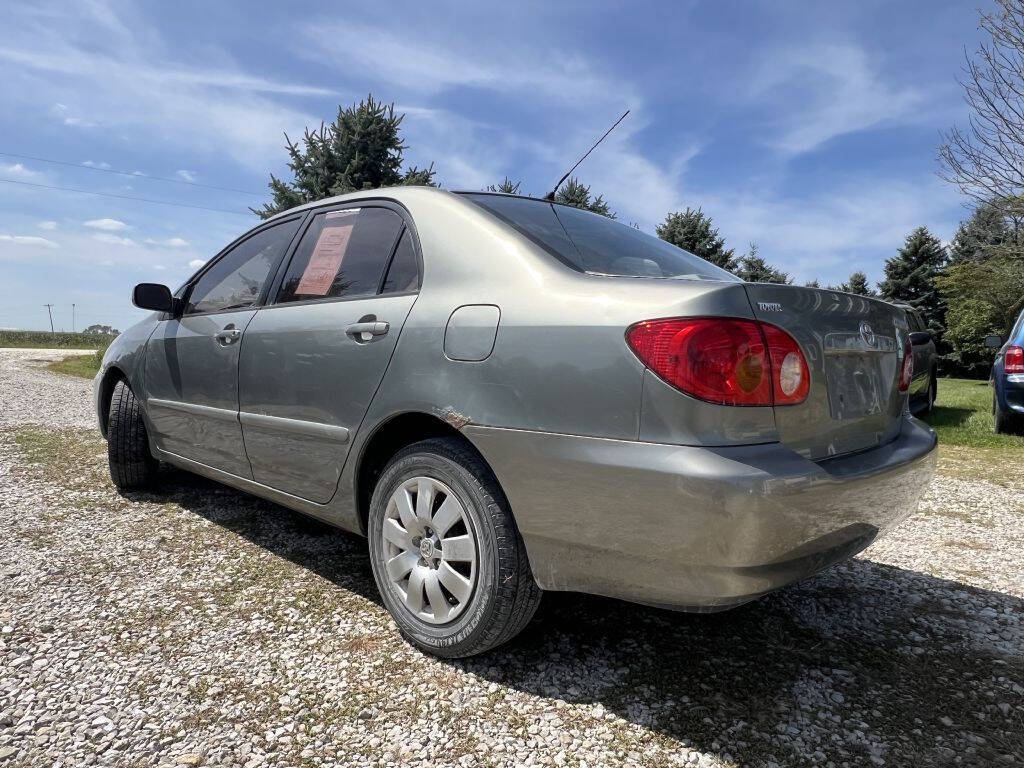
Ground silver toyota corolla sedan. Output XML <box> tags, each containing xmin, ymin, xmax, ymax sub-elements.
<box><xmin>95</xmin><ymin>186</ymin><xmax>937</xmax><ymax>657</ymax></box>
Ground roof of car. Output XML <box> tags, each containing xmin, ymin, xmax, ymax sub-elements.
<box><xmin>265</xmin><ymin>186</ymin><xmax>597</xmax><ymax>223</ymax></box>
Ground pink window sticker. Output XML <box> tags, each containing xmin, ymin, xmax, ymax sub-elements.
<box><xmin>295</xmin><ymin>221</ymin><xmax>355</xmax><ymax>296</ymax></box>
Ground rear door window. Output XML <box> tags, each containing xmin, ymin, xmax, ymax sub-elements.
<box><xmin>460</xmin><ymin>193</ymin><xmax>738</xmax><ymax>282</ymax></box>
<box><xmin>381</xmin><ymin>229</ymin><xmax>419</xmax><ymax>293</ymax></box>
<box><xmin>276</xmin><ymin>207</ymin><xmax>405</xmax><ymax>303</ymax></box>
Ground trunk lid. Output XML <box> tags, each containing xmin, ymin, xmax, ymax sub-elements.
<box><xmin>743</xmin><ymin>283</ymin><xmax>910</xmax><ymax>459</ymax></box>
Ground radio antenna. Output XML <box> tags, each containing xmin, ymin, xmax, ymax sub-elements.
<box><xmin>544</xmin><ymin>109</ymin><xmax>629</xmax><ymax>200</ymax></box>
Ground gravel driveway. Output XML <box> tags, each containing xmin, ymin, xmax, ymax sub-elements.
<box><xmin>1</xmin><ymin>348</ymin><xmax>1021</xmax><ymax>767</ymax></box>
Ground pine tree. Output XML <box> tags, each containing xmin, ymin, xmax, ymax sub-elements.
<box><xmin>253</xmin><ymin>94</ymin><xmax>436</xmax><ymax>219</ymax></box>
<box><xmin>656</xmin><ymin>207</ymin><xmax>736</xmax><ymax>271</ymax></box>
<box><xmin>949</xmin><ymin>200</ymin><xmax>1016</xmax><ymax>263</ymax></box>
<box><xmin>879</xmin><ymin>226</ymin><xmax>948</xmax><ymax>342</ymax></box>
<box><xmin>553</xmin><ymin>178</ymin><xmax>615</xmax><ymax>218</ymax></box>
<box><xmin>837</xmin><ymin>271</ymin><xmax>876</xmax><ymax>296</ymax></box>
<box><xmin>734</xmin><ymin>242</ymin><xmax>791</xmax><ymax>283</ymax></box>
<box><xmin>487</xmin><ymin>178</ymin><xmax>522</xmax><ymax>194</ymax></box>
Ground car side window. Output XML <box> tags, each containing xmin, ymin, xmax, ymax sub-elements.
<box><xmin>381</xmin><ymin>228</ymin><xmax>420</xmax><ymax>293</ymax></box>
<box><xmin>186</xmin><ymin>219</ymin><xmax>300</xmax><ymax>315</ymax></box>
<box><xmin>276</xmin><ymin>207</ymin><xmax>405</xmax><ymax>304</ymax></box>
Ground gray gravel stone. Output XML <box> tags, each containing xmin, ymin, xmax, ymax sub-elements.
<box><xmin>0</xmin><ymin>348</ymin><xmax>1021</xmax><ymax>767</ymax></box>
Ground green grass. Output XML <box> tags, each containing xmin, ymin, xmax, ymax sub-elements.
<box><xmin>0</xmin><ymin>329</ymin><xmax>114</xmax><ymax>349</ymax></box>
<box><xmin>46</xmin><ymin>351</ymin><xmax>103</xmax><ymax>379</ymax></box>
<box><xmin>922</xmin><ymin>377</ymin><xmax>1024</xmax><ymax>451</ymax></box>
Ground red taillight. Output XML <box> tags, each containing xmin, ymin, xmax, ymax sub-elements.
<box><xmin>625</xmin><ymin>317</ymin><xmax>809</xmax><ymax>407</ymax></box>
<box><xmin>1006</xmin><ymin>345</ymin><xmax>1024</xmax><ymax>374</ymax></box>
<box><xmin>762</xmin><ymin>323</ymin><xmax>811</xmax><ymax>405</ymax></box>
<box><xmin>899</xmin><ymin>338</ymin><xmax>913</xmax><ymax>392</ymax></box>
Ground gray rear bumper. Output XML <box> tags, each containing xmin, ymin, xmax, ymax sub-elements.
<box><xmin>464</xmin><ymin>416</ymin><xmax>937</xmax><ymax>610</ymax></box>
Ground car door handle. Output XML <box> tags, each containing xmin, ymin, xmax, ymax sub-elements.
<box><xmin>214</xmin><ymin>326</ymin><xmax>242</xmax><ymax>346</ymax></box>
<box><xmin>345</xmin><ymin>321</ymin><xmax>389</xmax><ymax>339</ymax></box>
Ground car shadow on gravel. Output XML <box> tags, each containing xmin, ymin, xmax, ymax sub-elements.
<box><xmin>153</xmin><ymin>468</ymin><xmax>1023</xmax><ymax>768</ymax></box>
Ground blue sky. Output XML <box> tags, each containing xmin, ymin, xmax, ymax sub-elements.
<box><xmin>0</xmin><ymin>0</ymin><xmax>983</xmax><ymax>332</ymax></box>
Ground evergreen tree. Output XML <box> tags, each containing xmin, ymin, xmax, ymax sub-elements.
<box><xmin>656</xmin><ymin>207</ymin><xmax>736</xmax><ymax>271</ymax></box>
<box><xmin>838</xmin><ymin>271</ymin><xmax>876</xmax><ymax>296</ymax></box>
<box><xmin>804</xmin><ymin>279</ymin><xmax>821</xmax><ymax>288</ymax></box>
<box><xmin>949</xmin><ymin>200</ymin><xmax>1016</xmax><ymax>263</ymax></box>
<box><xmin>553</xmin><ymin>177</ymin><xmax>615</xmax><ymax>218</ymax></box>
<box><xmin>879</xmin><ymin>226</ymin><xmax>948</xmax><ymax>342</ymax></box>
<box><xmin>487</xmin><ymin>178</ymin><xmax>521</xmax><ymax>194</ymax></box>
<box><xmin>254</xmin><ymin>94</ymin><xmax>436</xmax><ymax>219</ymax></box>
<box><xmin>734</xmin><ymin>243</ymin><xmax>791</xmax><ymax>284</ymax></box>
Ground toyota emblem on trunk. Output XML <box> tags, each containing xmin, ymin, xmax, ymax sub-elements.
<box><xmin>859</xmin><ymin>321</ymin><xmax>876</xmax><ymax>347</ymax></box>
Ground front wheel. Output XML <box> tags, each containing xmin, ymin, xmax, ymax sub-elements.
<box><xmin>367</xmin><ymin>437</ymin><xmax>541</xmax><ymax>658</ymax></box>
<box><xmin>107</xmin><ymin>380</ymin><xmax>159</xmax><ymax>491</ymax></box>
<box><xmin>925</xmin><ymin>373</ymin><xmax>937</xmax><ymax>413</ymax></box>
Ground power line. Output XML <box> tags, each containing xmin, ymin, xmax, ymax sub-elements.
<box><xmin>0</xmin><ymin>178</ymin><xmax>254</xmax><ymax>216</ymax></box>
<box><xmin>0</xmin><ymin>151</ymin><xmax>264</xmax><ymax>197</ymax></box>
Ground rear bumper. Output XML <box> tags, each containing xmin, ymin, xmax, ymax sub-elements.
<box><xmin>465</xmin><ymin>415</ymin><xmax>937</xmax><ymax>610</ymax></box>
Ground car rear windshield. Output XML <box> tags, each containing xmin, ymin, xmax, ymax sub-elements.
<box><xmin>460</xmin><ymin>192</ymin><xmax>739</xmax><ymax>282</ymax></box>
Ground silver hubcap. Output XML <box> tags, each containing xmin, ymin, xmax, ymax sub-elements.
<box><xmin>381</xmin><ymin>476</ymin><xmax>478</xmax><ymax>625</ymax></box>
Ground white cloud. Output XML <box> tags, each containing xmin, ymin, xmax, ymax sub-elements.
<box><xmin>0</xmin><ymin>11</ymin><xmax>325</xmax><ymax>170</ymax></box>
<box><xmin>688</xmin><ymin>178</ymin><xmax>961</xmax><ymax>286</ymax></box>
<box><xmin>0</xmin><ymin>234</ymin><xmax>59</xmax><ymax>248</ymax></box>
<box><xmin>0</xmin><ymin>162</ymin><xmax>42</xmax><ymax>179</ymax></box>
<box><xmin>154</xmin><ymin>264</ymin><xmax>166</xmax><ymax>270</ymax></box>
<box><xmin>84</xmin><ymin>218</ymin><xmax>128</xmax><ymax>231</ymax></box>
<box><xmin>745</xmin><ymin>43</ymin><xmax>927</xmax><ymax>155</ymax></box>
<box><xmin>92</xmin><ymin>233</ymin><xmax>136</xmax><ymax>246</ymax></box>
<box><xmin>302</xmin><ymin>22</ymin><xmax>626</xmax><ymax>106</ymax></box>
<box><xmin>144</xmin><ymin>237</ymin><xmax>190</xmax><ymax>247</ymax></box>
<box><xmin>82</xmin><ymin>160</ymin><xmax>111</xmax><ymax>169</ymax></box>
<box><xmin>63</xmin><ymin>116</ymin><xmax>96</xmax><ymax>127</ymax></box>
<box><xmin>175</xmin><ymin>170</ymin><xmax>196</xmax><ymax>182</ymax></box>
<box><xmin>37</xmin><ymin>220</ymin><xmax>57</xmax><ymax>230</ymax></box>
<box><xmin>188</xmin><ymin>259</ymin><xmax>205</xmax><ymax>268</ymax></box>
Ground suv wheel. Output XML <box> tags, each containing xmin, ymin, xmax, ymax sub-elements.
<box><xmin>367</xmin><ymin>437</ymin><xmax>541</xmax><ymax>658</ymax></box>
<box><xmin>107</xmin><ymin>380</ymin><xmax>159</xmax><ymax>491</ymax></box>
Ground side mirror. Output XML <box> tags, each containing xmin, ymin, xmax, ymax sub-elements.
<box><xmin>132</xmin><ymin>283</ymin><xmax>175</xmax><ymax>313</ymax></box>
<box><xmin>909</xmin><ymin>330</ymin><xmax>931</xmax><ymax>346</ymax></box>
<box><xmin>984</xmin><ymin>334</ymin><xmax>1003</xmax><ymax>349</ymax></box>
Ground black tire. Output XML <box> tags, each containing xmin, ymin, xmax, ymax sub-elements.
<box><xmin>367</xmin><ymin>437</ymin><xmax>541</xmax><ymax>658</ymax></box>
<box><xmin>994</xmin><ymin>399</ymin><xmax>1022</xmax><ymax>435</ymax></box>
<box><xmin>993</xmin><ymin>390</ymin><xmax>1023</xmax><ymax>435</ymax></box>
<box><xmin>107</xmin><ymin>380</ymin><xmax>159</xmax><ymax>491</ymax></box>
<box><xmin>925</xmin><ymin>372</ymin><xmax>937</xmax><ymax>413</ymax></box>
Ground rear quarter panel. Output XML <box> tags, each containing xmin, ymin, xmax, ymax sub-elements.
<box><xmin>357</xmin><ymin>192</ymin><xmax>771</xmax><ymax>442</ymax></box>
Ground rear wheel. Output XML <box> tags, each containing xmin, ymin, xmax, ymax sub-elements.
<box><xmin>994</xmin><ymin>394</ymin><xmax>1022</xmax><ymax>435</ymax></box>
<box><xmin>367</xmin><ymin>437</ymin><xmax>541</xmax><ymax>658</ymax></box>
<box><xmin>107</xmin><ymin>380</ymin><xmax>159</xmax><ymax>491</ymax></box>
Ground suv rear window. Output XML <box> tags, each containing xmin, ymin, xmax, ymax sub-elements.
<box><xmin>460</xmin><ymin>193</ymin><xmax>739</xmax><ymax>282</ymax></box>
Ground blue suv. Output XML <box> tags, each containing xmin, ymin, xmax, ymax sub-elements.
<box><xmin>986</xmin><ymin>307</ymin><xmax>1024</xmax><ymax>434</ymax></box>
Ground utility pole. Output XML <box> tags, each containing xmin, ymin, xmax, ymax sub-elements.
<box><xmin>72</xmin><ymin>303</ymin><xmax>76</xmax><ymax>333</ymax></box>
<box><xmin>44</xmin><ymin>304</ymin><xmax>54</xmax><ymax>333</ymax></box>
